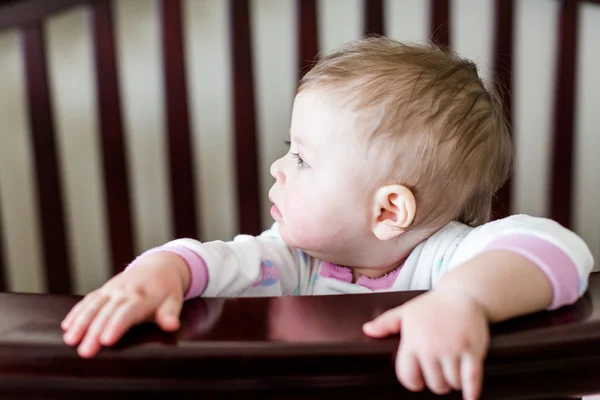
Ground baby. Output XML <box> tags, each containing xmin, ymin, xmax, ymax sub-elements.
<box><xmin>62</xmin><ymin>37</ymin><xmax>594</xmax><ymax>400</ymax></box>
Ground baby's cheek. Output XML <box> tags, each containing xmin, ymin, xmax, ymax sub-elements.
<box><xmin>283</xmin><ymin>200</ymin><xmax>328</xmax><ymax>245</ymax></box>
<box><xmin>288</xmin><ymin>217</ymin><xmax>322</xmax><ymax>245</ymax></box>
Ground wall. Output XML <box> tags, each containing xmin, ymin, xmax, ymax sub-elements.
<box><xmin>0</xmin><ymin>0</ymin><xmax>599</xmax><ymax>294</ymax></box>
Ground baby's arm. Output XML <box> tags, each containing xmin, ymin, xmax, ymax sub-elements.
<box><xmin>155</xmin><ymin>229</ymin><xmax>306</xmax><ymax>298</ymax></box>
<box><xmin>364</xmin><ymin>215</ymin><xmax>594</xmax><ymax>400</ymax></box>
<box><xmin>438</xmin><ymin>214</ymin><xmax>593</xmax><ymax>319</ymax></box>
<box><xmin>61</xmin><ymin>224</ymin><xmax>304</xmax><ymax>358</ymax></box>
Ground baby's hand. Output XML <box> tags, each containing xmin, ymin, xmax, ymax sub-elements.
<box><xmin>363</xmin><ymin>290</ymin><xmax>489</xmax><ymax>400</ymax></box>
<box><xmin>61</xmin><ymin>252</ymin><xmax>190</xmax><ymax>358</ymax></box>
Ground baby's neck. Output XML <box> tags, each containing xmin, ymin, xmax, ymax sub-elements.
<box><xmin>315</xmin><ymin>226</ymin><xmax>439</xmax><ymax>281</ymax></box>
<box><xmin>351</xmin><ymin>257</ymin><xmax>406</xmax><ymax>281</ymax></box>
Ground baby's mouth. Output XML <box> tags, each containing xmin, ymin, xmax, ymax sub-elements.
<box><xmin>270</xmin><ymin>204</ymin><xmax>283</xmax><ymax>221</ymax></box>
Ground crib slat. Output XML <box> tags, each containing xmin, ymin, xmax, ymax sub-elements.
<box><xmin>550</xmin><ymin>0</ymin><xmax>579</xmax><ymax>229</ymax></box>
<box><xmin>22</xmin><ymin>23</ymin><xmax>72</xmax><ymax>293</ymax></box>
<box><xmin>160</xmin><ymin>0</ymin><xmax>198</xmax><ymax>240</ymax></box>
<box><xmin>430</xmin><ymin>0</ymin><xmax>450</xmax><ymax>47</ymax></box>
<box><xmin>492</xmin><ymin>0</ymin><xmax>514</xmax><ymax>220</ymax></box>
<box><xmin>229</xmin><ymin>0</ymin><xmax>262</xmax><ymax>235</ymax></box>
<box><xmin>91</xmin><ymin>0</ymin><xmax>135</xmax><ymax>275</ymax></box>
<box><xmin>0</xmin><ymin>192</ymin><xmax>6</xmax><ymax>292</ymax></box>
<box><xmin>297</xmin><ymin>0</ymin><xmax>319</xmax><ymax>80</ymax></box>
<box><xmin>364</xmin><ymin>0</ymin><xmax>384</xmax><ymax>36</ymax></box>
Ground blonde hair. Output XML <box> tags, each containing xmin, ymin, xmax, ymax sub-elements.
<box><xmin>298</xmin><ymin>36</ymin><xmax>513</xmax><ymax>228</ymax></box>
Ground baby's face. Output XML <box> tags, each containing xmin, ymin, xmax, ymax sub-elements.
<box><xmin>269</xmin><ymin>90</ymin><xmax>375</xmax><ymax>262</ymax></box>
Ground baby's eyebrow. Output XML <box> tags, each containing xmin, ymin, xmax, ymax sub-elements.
<box><xmin>289</xmin><ymin>132</ymin><xmax>301</xmax><ymax>144</ymax></box>
<box><xmin>290</xmin><ymin>135</ymin><xmax>311</xmax><ymax>150</ymax></box>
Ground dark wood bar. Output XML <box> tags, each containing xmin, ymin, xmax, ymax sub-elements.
<box><xmin>1</xmin><ymin>274</ymin><xmax>600</xmax><ymax>399</ymax></box>
<box><xmin>91</xmin><ymin>0</ymin><xmax>135</xmax><ymax>276</ymax></box>
<box><xmin>22</xmin><ymin>20</ymin><xmax>72</xmax><ymax>294</ymax></box>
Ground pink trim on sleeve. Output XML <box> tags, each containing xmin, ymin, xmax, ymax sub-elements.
<box><xmin>483</xmin><ymin>234</ymin><xmax>579</xmax><ymax>310</ymax></box>
<box><xmin>127</xmin><ymin>246</ymin><xmax>209</xmax><ymax>300</ymax></box>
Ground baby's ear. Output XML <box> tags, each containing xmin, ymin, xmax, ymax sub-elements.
<box><xmin>371</xmin><ymin>184</ymin><xmax>416</xmax><ymax>241</ymax></box>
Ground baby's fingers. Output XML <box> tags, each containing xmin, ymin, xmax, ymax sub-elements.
<box><xmin>77</xmin><ymin>297</ymin><xmax>126</xmax><ymax>358</ymax></box>
<box><xmin>62</xmin><ymin>291</ymin><xmax>103</xmax><ymax>331</ymax></box>
<box><xmin>420</xmin><ymin>358</ymin><xmax>451</xmax><ymax>395</ymax></box>
<box><xmin>363</xmin><ymin>307</ymin><xmax>403</xmax><ymax>338</ymax></box>
<box><xmin>461</xmin><ymin>354</ymin><xmax>483</xmax><ymax>400</ymax></box>
<box><xmin>62</xmin><ymin>293</ymin><xmax>108</xmax><ymax>346</ymax></box>
<box><xmin>155</xmin><ymin>296</ymin><xmax>183</xmax><ymax>332</ymax></box>
<box><xmin>100</xmin><ymin>298</ymin><xmax>156</xmax><ymax>346</ymax></box>
<box><xmin>441</xmin><ymin>356</ymin><xmax>462</xmax><ymax>390</ymax></box>
<box><xmin>396</xmin><ymin>349</ymin><xmax>425</xmax><ymax>392</ymax></box>
<box><xmin>61</xmin><ymin>297</ymin><xmax>87</xmax><ymax>331</ymax></box>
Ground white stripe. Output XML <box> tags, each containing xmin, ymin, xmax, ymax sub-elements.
<box><xmin>384</xmin><ymin>0</ymin><xmax>429</xmax><ymax>44</ymax></box>
<box><xmin>114</xmin><ymin>0</ymin><xmax>171</xmax><ymax>252</ymax></box>
<box><xmin>183</xmin><ymin>0</ymin><xmax>237</xmax><ymax>242</ymax></box>
<box><xmin>317</xmin><ymin>0</ymin><xmax>363</xmax><ymax>55</ymax></box>
<box><xmin>450</xmin><ymin>0</ymin><xmax>494</xmax><ymax>84</ymax></box>
<box><xmin>250</xmin><ymin>0</ymin><xmax>297</xmax><ymax>232</ymax></box>
<box><xmin>45</xmin><ymin>7</ymin><xmax>111</xmax><ymax>293</ymax></box>
<box><xmin>0</xmin><ymin>30</ymin><xmax>45</xmax><ymax>293</ymax></box>
<box><xmin>574</xmin><ymin>3</ymin><xmax>600</xmax><ymax>270</ymax></box>
<box><xmin>512</xmin><ymin>0</ymin><xmax>559</xmax><ymax>218</ymax></box>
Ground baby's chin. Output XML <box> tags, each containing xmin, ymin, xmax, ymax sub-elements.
<box><xmin>278</xmin><ymin>225</ymin><xmax>327</xmax><ymax>254</ymax></box>
<box><xmin>279</xmin><ymin>231</ymin><xmax>345</xmax><ymax>263</ymax></box>
<box><xmin>277</xmin><ymin>225</ymin><xmax>305</xmax><ymax>249</ymax></box>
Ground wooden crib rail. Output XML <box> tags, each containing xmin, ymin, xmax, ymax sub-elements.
<box><xmin>1</xmin><ymin>273</ymin><xmax>600</xmax><ymax>399</ymax></box>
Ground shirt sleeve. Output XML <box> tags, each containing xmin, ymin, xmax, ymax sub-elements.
<box><xmin>130</xmin><ymin>223</ymin><xmax>309</xmax><ymax>298</ymax></box>
<box><xmin>433</xmin><ymin>214</ymin><xmax>594</xmax><ymax>309</ymax></box>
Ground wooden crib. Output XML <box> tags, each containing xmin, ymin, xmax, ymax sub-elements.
<box><xmin>1</xmin><ymin>0</ymin><xmax>600</xmax><ymax>398</ymax></box>
<box><xmin>0</xmin><ymin>0</ymin><xmax>599</xmax><ymax>295</ymax></box>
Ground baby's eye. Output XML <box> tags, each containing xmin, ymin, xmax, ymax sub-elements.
<box><xmin>291</xmin><ymin>152</ymin><xmax>309</xmax><ymax>169</ymax></box>
<box><xmin>285</xmin><ymin>140</ymin><xmax>309</xmax><ymax>169</ymax></box>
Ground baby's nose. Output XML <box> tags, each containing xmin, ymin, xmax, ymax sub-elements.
<box><xmin>270</xmin><ymin>158</ymin><xmax>285</xmax><ymax>183</ymax></box>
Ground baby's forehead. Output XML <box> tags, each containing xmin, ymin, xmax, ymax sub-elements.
<box><xmin>292</xmin><ymin>90</ymin><xmax>359</xmax><ymax>131</ymax></box>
